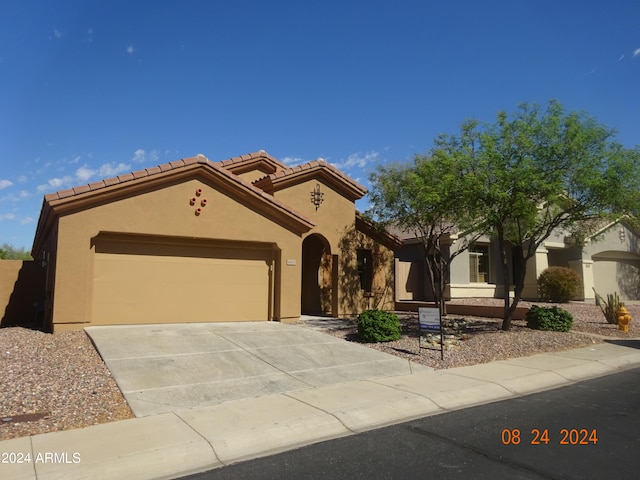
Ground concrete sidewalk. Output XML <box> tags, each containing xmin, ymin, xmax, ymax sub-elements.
<box><xmin>2</xmin><ymin>339</ymin><xmax>640</xmax><ymax>480</ymax></box>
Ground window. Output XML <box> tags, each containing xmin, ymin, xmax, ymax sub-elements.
<box><xmin>469</xmin><ymin>245</ymin><xmax>489</xmax><ymax>283</ymax></box>
<box><xmin>357</xmin><ymin>250</ymin><xmax>373</xmax><ymax>291</ymax></box>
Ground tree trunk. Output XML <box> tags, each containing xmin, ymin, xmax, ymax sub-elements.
<box><xmin>496</xmin><ymin>225</ymin><xmax>513</xmax><ymax>330</ymax></box>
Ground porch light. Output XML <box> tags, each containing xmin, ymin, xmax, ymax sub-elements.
<box><xmin>310</xmin><ymin>183</ymin><xmax>324</xmax><ymax>211</ymax></box>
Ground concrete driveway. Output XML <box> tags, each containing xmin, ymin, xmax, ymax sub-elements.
<box><xmin>85</xmin><ymin>322</ymin><xmax>429</xmax><ymax>417</ymax></box>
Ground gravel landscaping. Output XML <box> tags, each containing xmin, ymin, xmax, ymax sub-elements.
<box><xmin>1</xmin><ymin>299</ymin><xmax>638</xmax><ymax>441</ymax></box>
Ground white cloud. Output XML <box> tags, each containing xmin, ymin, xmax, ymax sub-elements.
<box><xmin>127</xmin><ymin>45</ymin><xmax>135</xmax><ymax>54</ymax></box>
<box><xmin>281</xmin><ymin>156</ymin><xmax>305</xmax><ymax>166</ymax></box>
<box><xmin>0</xmin><ymin>179</ymin><xmax>13</xmax><ymax>190</ymax></box>
<box><xmin>98</xmin><ymin>162</ymin><xmax>130</xmax><ymax>177</ymax></box>
<box><xmin>331</xmin><ymin>151</ymin><xmax>380</xmax><ymax>170</ymax></box>
<box><xmin>0</xmin><ymin>190</ymin><xmax>30</xmax><ymax>202</ymax></box>
<box><xmin>36</xmin><ymin>176</ymin><xmax>73</xmax><ymax>192</ymax></box>
<box><xmin>17</xmin><ymin>175</ymin><xmax>28</xmax><ymax>183</ymax></box>
<box><xmin>70</xmin><ymin>155</ymin><xmax>81</xmax><ymax>164</ymax></box>
<box><xmin>53</xmin><ymin>29</ymin><xmax>63</xmax><ymax>39</ymax></box>
<box><xmin>20</xmin><ymin>216</ymin><xmax>34</xmax><ymax>225</ymax></box>
<box><xmin>75</xmin><ymin>165</ymin><xmax>94</xmax><ymax>182</ymax></box>
<box><xmin>634</xmin><ymin>48</ymin><xmax>640</xmax><ymax>57</ymax></box>
<box><xmin>132</xmin><ymin>149</ymin><xmax>146</xmax><ymax>163</ymax></box>
<box><xmin>132</xmin><ymin>149</ymin><xmax>160</xmax><ymax>164</ymax></box>
<box><xmin>0</xmin><ymin>213</ymin><xmax>16</xmax><ymax>221</ymax></box>
<box><xmin>619</xmin><ymin>54</ymin><xmax>625</xmax><ymax>61</ymax></box>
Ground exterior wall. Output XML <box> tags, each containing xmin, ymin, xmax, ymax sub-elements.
<box><xmin>583</xmin><ymin>222</ymin><xmax>640</xmax><ymax>300</ymax></box>
<box><xmin>273</xmin><ymin>178</ymin><xmax>395</xmax><ymax>316</ymax></box>
<box><xmin>49</xmin><ymin>175</ymin><xmax>305</xmax><ymax>330</ymax></box>
<box><xmin>0</xmin><ymin>260</ymin><xmax>47</xmax><ymax>330</ymax></box>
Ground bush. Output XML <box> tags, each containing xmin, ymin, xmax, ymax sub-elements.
<box><xmin>537</xmin><ymin>266</ymin><xmax>582</xmax><ymax>303</ymax></box>
<box><xmin>357</xmin><ymin>309</ymin><xmax>401</xmax><ymax>343</ymax></box>
<box><xmin>526</xmin><ymin>305</ymin><xmax>573</xmax><ymax>332</ymax></box>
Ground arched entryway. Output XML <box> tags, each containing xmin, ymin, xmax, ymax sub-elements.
<box><xmin>301</xmin><ymin>234</ymin><xmax>334</xmax><ymax>315</ymax></box>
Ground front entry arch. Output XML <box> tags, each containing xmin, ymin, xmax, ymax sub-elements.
<box><xmin>301</xmin><ymin>234</ymin><xmax>334</xmax><ymax>315</ymax></box>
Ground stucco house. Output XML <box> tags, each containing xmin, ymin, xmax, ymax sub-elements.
<box><xmin>395</xmin><ymin>218</ymin><xmax>640</xmax><ymax>304</ymax></box>
<box><xmin>3</xmin><ymin>151</ymin><xmax>400</xmax><ymax>332</ymax></box>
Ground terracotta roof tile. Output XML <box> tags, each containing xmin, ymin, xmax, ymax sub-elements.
<box><xmin>36</xmin><ymin>152</ymin><xmax>316</xmax><ymax>230</ymax></box>
<box><xmin>57</xmin><ymin>188</ymin><xmax>76</xmax><ymax>199</ymax></box>
<box><xmin>117</xmin><ymin>173</ymin><xmax>135</xmax><ymax>182</ymax></box>
<box><xmin>253</xmin><ymin>158</ymin><xmax>367</xmax><ymax>199</ymax></box>
<box><xmin>73</xmin><ymin>185</ymin><xmax>91</xmax><ymax>195</ymax></box>
<box><xmin>132</xmin><ymin>169</ymin><xmax>148</xmax><ymax>179</ymax></box>
<box><xmin>104</xmin><ymin>176</ymin><xmax>120</xmax><ymax>187</ymax></box>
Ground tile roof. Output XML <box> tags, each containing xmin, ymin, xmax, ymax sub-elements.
<box><xmin>253</xmin><ymin>158</ymin><xmax>367</xmax><ymax>199</ymax></box>
<box><xmin>215</xmin><ymin>150</ymin><xmax>287</xmax><ymax>172</ymax></box>
<box><xmin>43</xmin><ymin>154</ymin><xmax>211</xmax><ymax>202</ymax></box>
<box><xmin>33</xmin><ymin>152</ymin><xmax>317</xmax><ymax>254</ymax></box>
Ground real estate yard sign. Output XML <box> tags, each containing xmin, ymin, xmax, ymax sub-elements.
<box><xmin>419</xmin><ymin>307</ymin><xmax>443</xmax><ymax>360</ymax></box>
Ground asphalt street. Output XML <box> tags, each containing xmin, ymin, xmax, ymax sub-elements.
<box><xmin>180</xmin><ymin>366</ymin><xmax>640</xmax><ymax>480</ymax></box>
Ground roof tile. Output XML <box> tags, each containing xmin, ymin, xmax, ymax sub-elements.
<box><xmin>146</xmin><ymin>166</ymin><xmax>161</xmax><ymax>175</ymax></box>
<box><xmin>57</xmin><ymin>189</ymin><xmax>76</xmax><ymax>199</ymax></box>
<box><xmin>88</xmin><ymin>180</ymin><xmax>106</xmax><ymax>190</ymax></box>
<box><xmin>104</xmin><ymin>176</ymin><xmax>120</xmax><ymax>187</ymax></box>
<box><xmin>132</xmin><ymin>169</ymin><xmax>148</xmax><ymax>179</ymax></box>
<box><xmin>117</xmin><ymin>173</ymin><xmax>135</xmax><ymax>182</ymax></box>
<box><xmin>73</xmin><ymin>185</ymin><xmax>91</xmax><ymax>195</ymax></box>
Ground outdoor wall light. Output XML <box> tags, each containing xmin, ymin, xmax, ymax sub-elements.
<box><xmin>310</xmin><ymin>183</ymin><xmax>324</xmax><ymax>211</ymax></box>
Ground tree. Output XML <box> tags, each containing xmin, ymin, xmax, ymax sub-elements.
<box><xmin>368</xmin><ymin>154</ymin><xmax>484</xmax><ymax>317</ymax></box>
<box><xmin>432</xmin><ymin>100</ymin><xmax>640</xmax><ymax>330</ymax></box>
<box><xmin>0</xmin><ymin>243</ymin><xmax>32</xmax><ymax>260</ymax></box>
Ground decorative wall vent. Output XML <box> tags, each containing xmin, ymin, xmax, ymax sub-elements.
<box><xmin>190</xmin><ymin>187</ymin><xmax>207</xmax><ymax>216</ymax></box>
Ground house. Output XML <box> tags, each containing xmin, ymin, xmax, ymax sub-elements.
<box><xmin>3</xmin><ymin>151</ymin><xmax>400</xmax><ymax>332</ymax></box>
<box><xmin>395</xmin><ymin>219</ymin><xmax>640</xmax><ymax>304</ymax></box>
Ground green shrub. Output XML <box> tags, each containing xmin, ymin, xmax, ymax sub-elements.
<box><xmin>357</xmin><ymin>309</ymin><xmax>401</xmax><ymax>343</ymax></box>
<box><xmin>593</xmin><ymin>289</ymin><xmax>624</xmax><ymax>325</ymax></box>
<box><xmin>526</xmin><ymin>305</ymin><xmax>573</xmax><ymax>332</ymax></box>
<box><xmin>537</xmin><ymin>266</ymin><xmax>582</xmax><ymax>303</ymax></box>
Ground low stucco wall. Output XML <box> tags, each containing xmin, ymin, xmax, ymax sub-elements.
<box><xmin>395</xmin><ymin>300</ymin><xmax>529</xmax><ymax>320</ymax></box>
<box><xmin>0</xmin><ymin>259</ymin><xmax>47</xmax><ymax>330</ymax></box>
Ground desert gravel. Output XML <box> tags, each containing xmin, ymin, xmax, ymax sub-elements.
<box><xmin>0</xmin><ymin>328</ymin><xmax>134</xmax><ymax>441</ymax></box>
<box><xmin>0</xmin><ymin>300</ymin><xmax>638</xmax><ymax>441</ymax></box>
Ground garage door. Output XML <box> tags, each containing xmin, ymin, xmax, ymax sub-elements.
<box><xmin>91</xmin><ymin>236</ymin><xmax>273</xmax><ymax>325</ymax></box>
<box><xmin>593</xmin><ymin>252</ymin><xmax>640</xmax><ymax>301</ymax></box>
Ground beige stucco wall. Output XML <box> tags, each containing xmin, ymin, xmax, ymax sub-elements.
<box><xmin>273</xmin><ymin>178</ymin><xmax>395</xmax><ymax>316</ymax></box>
<box><xmin>0</xmin><ymin>259</ymin><xmax>46</xmax><ymax>329</ymax></box>
<box><xmin>49</xmin><ymin>174</ymin><xmax>306</xmax><ymax>330</ymax></box>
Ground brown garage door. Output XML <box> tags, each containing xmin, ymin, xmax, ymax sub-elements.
<box><xmin>91</xmin><ymin>235</ymin><xmax>273</xmax><ymax>325</ymax></box>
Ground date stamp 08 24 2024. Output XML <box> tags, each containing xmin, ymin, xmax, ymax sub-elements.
<box><xmin>501</xmin><ymin>428</ymin><xmax>598</xmax><ymax>445</ymax></box>
<box><xmin>2</xmin><ymin>451</ymin><xmax>81</xmax><ymax>464</ymax></box>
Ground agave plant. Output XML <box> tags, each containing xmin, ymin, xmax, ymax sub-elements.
<box><xmin>593</xmin><ymin>289</ymin><xmax>624</xmax><ymax>325</ymax></box>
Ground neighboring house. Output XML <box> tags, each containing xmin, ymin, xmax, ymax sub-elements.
<box><xmin>395</xmin><ymin>219</ymin><xmax>640</xmax><ymax>303</ymax></box>
<box><xmin>3</xmin><ymin>151</ymin><xmax>400</xmax><ymax>332</ymax></box>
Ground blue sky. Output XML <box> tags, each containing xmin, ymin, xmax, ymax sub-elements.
<box><xmin>1</xmin><ymin>0</ymin><xmax>639</xmax><ymax>249</ymax></box>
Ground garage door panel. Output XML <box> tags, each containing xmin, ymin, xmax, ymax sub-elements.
<box><xmin>92</xmin><ymin>248</ymin><xmax>271</xmax><ymax>325</ymax></box>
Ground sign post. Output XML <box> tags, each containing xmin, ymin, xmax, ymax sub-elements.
<box><xmin>419</xmin><ymin>307</ymin><xmax>444</xmax><ymax>360</ymax></box>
